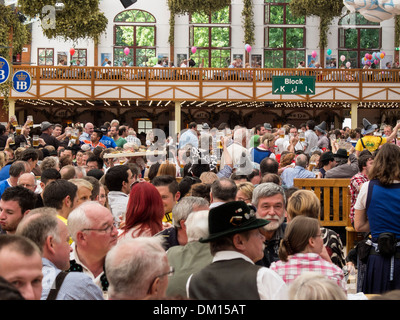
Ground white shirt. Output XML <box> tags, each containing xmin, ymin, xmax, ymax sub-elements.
<box><xmin>186</xmin><ymin>251</ymin><xmax>288</xmax><ymax>300</ymax></box>
<box><xmin>70</xmin><ymin>243</ymin><xmax>104</xmax><ymax>291</ymax></box>
<box><xmin>221</xmin><ymin>142</ymin><xmax>253</xmax><ymax>175</ymax></box>
<box><xmin>354</xmin><ymin>180</ymin><xmax>400</xmax><ymax>211</ymax></box>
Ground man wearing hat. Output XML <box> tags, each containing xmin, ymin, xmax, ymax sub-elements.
<box><xmin>99</xmin><ymin>126</ymin><xmax>117</xmax><ymax>148</ymax></box>
<box><xmin>40</xmin><ymin>121</ymin><xmax>60</xmax><ymax>149</ymax></box>
<box><xmin>325</xmin><ymin>148</ymin><xmax>359</xmax><ymax>178</ymax></box>
<box><xmin>355</xmin><ymin>118</ymin><xmax>400</xmax><ymax>156</ymax></box>
<box><xmin>186</xmin><ymin>201</ymin><xmax>287</xmax><ymax>300</ymax></box>
<box><xmin>315</xmin><ymin>121</ymin><xmax>330</xmax><ymax>150</ymax></box>
<box><xmin>264</xmin><ymin>123</ymin><xmax>272</xmax><ymax>133</ymax></box>
<box><xmin>201</xmin><ymin>123</ymin><xmax>210</xmax><ymax>133</ymax></box>
<box><xmin>318</xmin><ymin>151</ymin><xmax>336</xmax><ymax>178</ymax></box>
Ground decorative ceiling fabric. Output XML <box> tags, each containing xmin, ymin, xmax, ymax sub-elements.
<box><xmin>343</xmin><ymin>0</ymin><xmax>400</xmax><ymax>22</ymax></box>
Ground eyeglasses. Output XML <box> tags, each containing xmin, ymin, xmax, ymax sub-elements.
<box><xmin>81</xmin><ymin>222</ymin><xmax>117</xmax><ymax>234</ymax></box>
<box><xmin>236</xmin><ymin>197</ymin><xmax>250</xmax><ymax>202</ymax></box>
<box><xmin>19</xmin><ymin>183</ymin><xmax>36</xmax><ymax>188</ymax></box>
<box><xmin>130</xmin><ymin>180</ymin><xmax>142</xmax><ymax>189</ymax></box>
<box><xmin>156</xmin><ymin>266</ymin><xmax>174</xmax><ymax>279</ymax></box>
<box><xmin>314</xmin><ymin>233</ymin><xmax>323</xmax><ymax>238</ymax></box>
<box><xmin>147</xmin><ymin>266</ymin><xmax>175</xmax><ymax>294</ymax></box>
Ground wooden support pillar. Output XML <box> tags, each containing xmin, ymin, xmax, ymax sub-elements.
<box><xmin>175</xmin><ymin>101</ymin><xmax>181</xmax><ymax>134</ymax></box>
<box><xmin>94</xmin><ymin>39</ymin><xmax>99</xmax><ymax>67</ymax></box>
<box><xmin>8</xmin><ymin>99</ymin><xmax>15</xmax><ymax>120</ymax></box>
<box><xmin>351</xmin><ymin>102</ymin><xmax>358</xmax><ymax>129</ymax></box>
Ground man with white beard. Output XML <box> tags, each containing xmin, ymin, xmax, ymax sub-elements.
<box><xmin>251</xmin><ymin>183</ymin><xmax>287</xmax><ymax>267</ymax></box>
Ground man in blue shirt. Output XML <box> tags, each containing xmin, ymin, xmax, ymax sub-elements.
<box><xmin>178</xmin><ymin>122</ymin><xmax>198</xmax><ymax>149</ymax></box>
<box><xmin>281</xmin><ymin>153</ymin><xmax>315</xmax><ymax>188</ymax></box>
<box><xmin>16</xmin><ymin>208</ymin><xmax>104</xmax><ymax>300</ymax></box>
<box><xmin>99</xmin><ymin>126</ymin><xmax>117</xmax><ymax>148</ymax></box>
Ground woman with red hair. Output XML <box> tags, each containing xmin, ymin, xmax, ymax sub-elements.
<box><xmin>119</xmin><ymin>181</ymin><xmax>165</xmax><ymax>239</ymax></box>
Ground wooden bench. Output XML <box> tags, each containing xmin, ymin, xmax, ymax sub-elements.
<box><xmin>293</xmin><ymin>178</ymin><xmax>363</xmax><ymax>255</ymax></box>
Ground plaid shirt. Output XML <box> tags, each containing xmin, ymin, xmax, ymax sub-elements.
<box><xmin>349</xmin><ymin>172</ymin><xmax>369</xmax><ymax>224</ymax></box>
<box><xmin>269</xmin><ymin>253</ymin><xmax>346</xmax><ymax>292</ymax></box>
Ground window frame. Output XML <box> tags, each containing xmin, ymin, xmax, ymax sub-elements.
<box><xmin>37</xmin><ymin>48</ymin><xmax>54</xmax><ymax>66</ymax></box>
<box><xmin>263</xmin><ymin>0</ymin><xmax>306</xmax><ymax>68</ymax></box>
<box><xmin>113</xmin><ymin>9</ymin><xmax>157</xmax><ymax>66</ymax></box>
<box><xmin>189</xmin><ymin>6</ymin><xmax>231</xmax><ymax>68</ymax></box>
<box><xmin>338</xmin><ymin>13</ymin><xmax>382</xmax><ymax>68</ymax></box>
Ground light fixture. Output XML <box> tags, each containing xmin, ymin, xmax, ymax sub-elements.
<box><xmin>120</xmin><ymin>0</ymin><xmax>137</xmax><ymax>9</ymax></box>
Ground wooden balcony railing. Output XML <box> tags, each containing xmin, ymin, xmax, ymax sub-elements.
<box><xmin>11</xmin><ymin>66</ymin><xmax>400</xmax><ymax>83</ymax></box>
<box><xmin>7</xmin><ymin>65</ymin><xmax>400</xmax><ymax>103</ymax></box>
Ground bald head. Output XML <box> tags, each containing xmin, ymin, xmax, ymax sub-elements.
<box><xmin>17</xmin><ymin>173</ymin><xmax>37</xmax><ymax>192</ymax></box>
<box><xmin>295</xmin><ymin>154</ymin><xmax>308</xmax><ymax>168</ymax></box>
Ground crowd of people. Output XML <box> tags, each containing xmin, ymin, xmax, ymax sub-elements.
<box><xmin>0</xmin><ymin>115</ymin><xmax>399</xmax><ymax>301</ymax></box>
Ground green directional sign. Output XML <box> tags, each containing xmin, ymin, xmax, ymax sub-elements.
<box><xmin>272</xmin><ymin>76</ymin><xmax>316</xmax><ymax>95</ymax></box>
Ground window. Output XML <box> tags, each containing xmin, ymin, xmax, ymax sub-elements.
<box><xmin>114</xmin><ymin>10</ymin><xmax>156</xmax><ymax>66</ymax></box>
<box><xmin>264</xmin><ymin>0</ymin><xmax>306</xmax><ymax>68</ymax></box>
<box><xmin>138</xmin><ymin>119</ymin><xmax>152</xmax><ymax>134</ymax></box>
<box><xmin>338</xmin><ymin>12</ymin><xmax>381</xmax><ymax>68</ymax></box>
<box><xmin>189</xmin><ymin>6</ymin><xmax>231</xmax><ymax>68</ymax></box>
<box><xmin>70</xmin><ymin>49</ymin><xmax>87</xmax><ymax>66</ymax></box>
<box><xmin>38</xmin><ymin>48</ymin><xmax>54</xmax><ymax>66</ymax></box>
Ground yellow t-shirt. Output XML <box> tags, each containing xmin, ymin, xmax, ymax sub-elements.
<box><xmin>163</xmin><ymin>212</ymin><xmax>172</xmax><ymax>223</ymax></box>
<box><xmin>57</xmin><ymin>215</ymin><xmax>73</xmax><ymax>245</ymax></box>
<box><xmin>355</xmin><ymin>135</ymin><xmax>387</xmax><ymax>153</ymax></box>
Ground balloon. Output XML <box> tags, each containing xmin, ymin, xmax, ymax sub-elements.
<box><xmin>374</xmin><ymin>59</ymin><xmax>379</xmax><ymax>65</ymax></box>
<box><xmin>311</xmin><ymin>50</ymin><xmax>317</xmax><ymax>58</ymax></box>
<box><xmin>246</xmin><ymin>45</ymin><xmax>252</xmax><ymax>53</ymax></box>
<box><xmin>124</xmin><ymin>47</ymin><xmax>130</xmax><ymax>56</ymax></box>
<box><xmin>327</xmin><ymin>49</ymin><xmax>332</xmax><ymax>55</ymax></box>
<box><xmin>340</xmin><ymin>55</ymin><xmax>346</xmax><ymax>62</ymax></box>
<box><xmin>245</xmin><ymin>44</ymin><xmax>249</xmax><ymax>50</ymax></box>
<box><xmin>372</xmin><ymin>52</ymin><xmax>376</xmax><ymax>60</ymax></box>
<box><xmin>380</xmin><ymin>52</ymin><xmax>385</xmax><ymax>59</ymax></box>
<box><xmin>69</xmin><ymin>48</ymin><xmax>75</xmax><ymax>56</ymax></box>
<box><xmin>346</xmin><ymin>61</ymin><xmax>351</xmax><ymax>68</ymax></box>
<box><xmin>368</xmin><ymin>54</ymin><xmax>373</xmax><ymax>60</ymax></box>
<box><xmin>191</xmin><ymin>46</ymin><xmax>197</xmax><ymax>54</ymax></box>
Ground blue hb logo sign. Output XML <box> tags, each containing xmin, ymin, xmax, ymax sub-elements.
<box><xmin>12</xmin><ymin>70</ymin><xmax>32</xmax><ymax>93</ymax></box>
<box><xmin>0</xmin><ymin>56</ymin><xmax>11</xmax><ymax>85</ymax></box>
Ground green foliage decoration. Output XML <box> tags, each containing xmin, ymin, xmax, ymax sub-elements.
<box><xmin>18</xmin><ymin>0</ymin><xmax>107</xmax><ymax>42</ymax></box>
<box><xmin>395</xmin><ymin>15</ymin><xmax>400</xmax><ymax>48</ymax></box>
<box><xmin>242</xmin><ymin>0</ymin><xmax>255</xmax><ymax>46</ymax></box>
<box><xmin>289</xmin><ymin>0</ymin><xmax>344</xmax><ymax>49</ymax></box>
<box><xmin>168</xmin><ymin>0</ymin><xmax>231</xmax><ymax>16</ymax></box>
<box><xmin>167</xmin><ymin>0</ymin><xmax>231</xmax><ymax>45</ymax></box>
<box><xmin>0</xmin><ymin>4</ymin><xmax>30</xmax><ymax>110</ymax></box>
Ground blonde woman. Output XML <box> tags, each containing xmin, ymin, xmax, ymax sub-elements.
<box><xmin>235</xmin><ymin>181</ymin><xmax>254</xmax><ymax>204</ymax></box>
<box><xmin>288</xmin><ymin>272</ymin><xmax>347</xmax><ymax>300</ymax></box>
<box><xmin>251</xmin><ymin>133</ymin><xmax>276</xmax><ymax>164</ymax></box>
